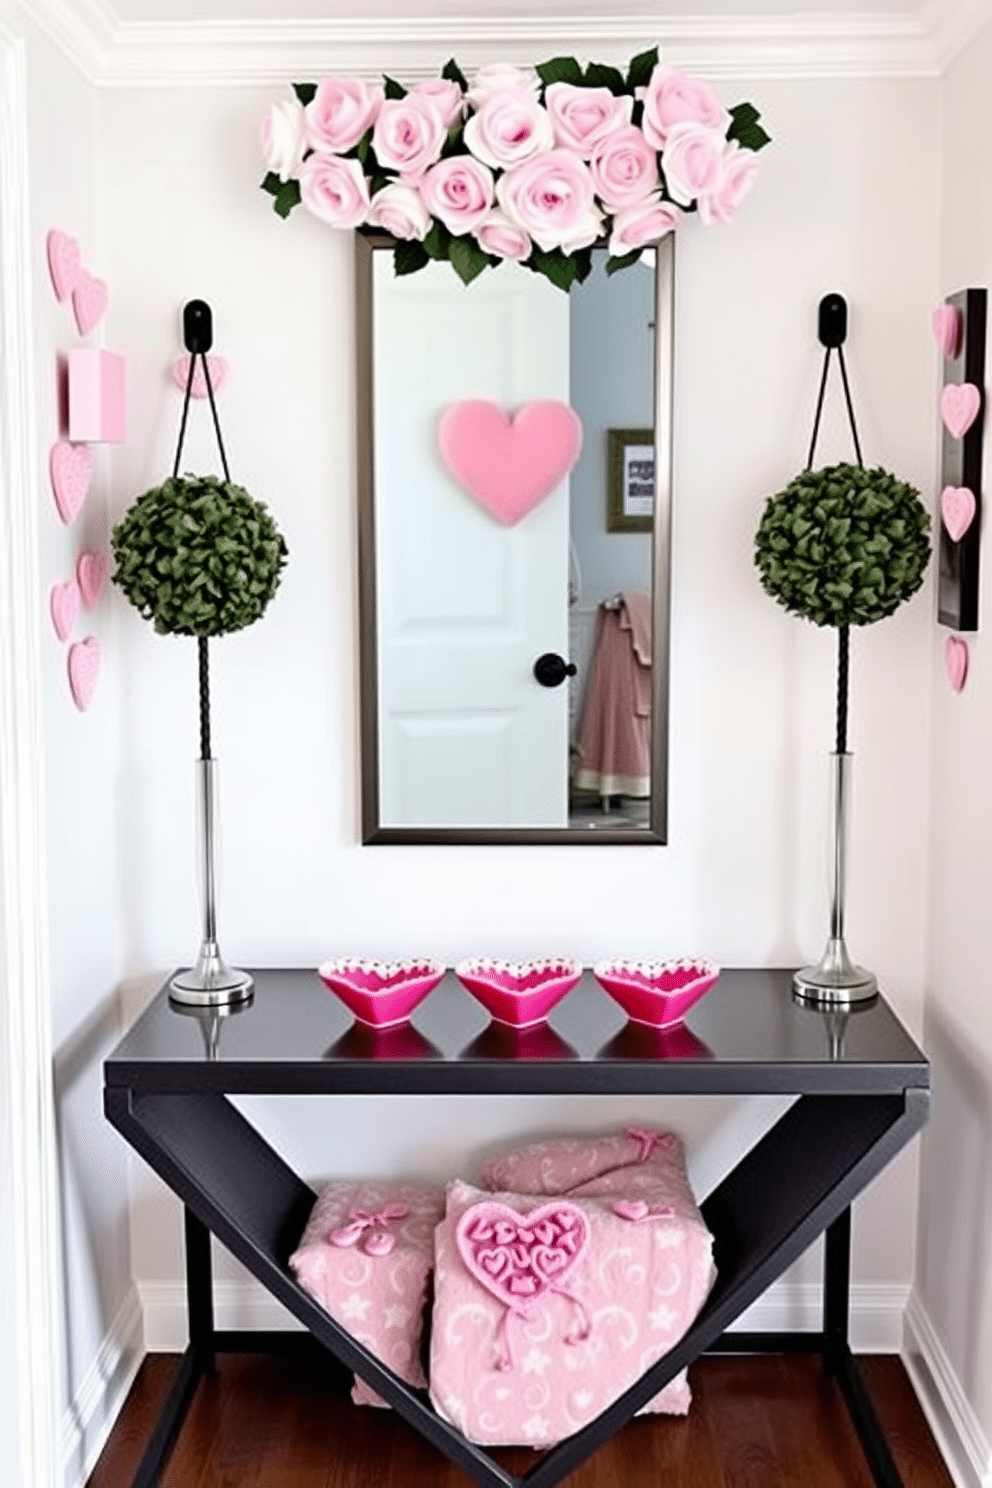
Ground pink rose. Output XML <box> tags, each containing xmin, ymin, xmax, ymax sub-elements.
<box><xmin>496</xmin><ymin>149</ymin><xmax>602</xmax><ymax>254</ymax></box>
<box><xmin>366</xmin><ymin>182</ymin><xmax>432</xmax><ymax>239</ymax></box>
<box><xmin>372</xmin><ymin>95</ymin><xmax>446</xmax><ymax>181</ymax></box>
<box><xmin>466</xmin><ymin>63</ymin><xmax>542</xmax><ymax>109</ymax></box>
<box><xmin>590</xmin><ymin>125</ymin><xmax>659</xmax><ymax>211</ymax></box>
<box><xmin>299</xmin><ymin>153</ymin><xmax>370</xmax><ymax>227</ymax></box>
<box><xmin>641</xmin><ymin>64</ymin><xmax>731</xmax><ymax>149</ymax></box>
<box><xmin>463</xmin><ymin>90</ymin><xmax>555</xmax><ymax>171</ymax></box>
<box><xmin>419</xmin><ymin>156</ymin><xmax>494</xmax><ymax>235</ymax></box>
<box><xmin>697</xmin><ymin>141</ymin><xmax>759</xmax><ymax>225</ymax></box>
<box><xmin>305</xmin><ymin>78</ymin><xmax>383</xmax><ymax>154</ymax></box>
<box><xmin>473</xmin><ymin>208</ymin><xmax>532</xmax><ymax>261</ymax></box>
<box><xmin>661</xmin><ymin>122</ymin><xmax>726</xmax><ymax>206</ymax></box>
<box><xmin>410</xmin><ymin>78</ymin><xmax>464</xmax><ymax>130</ymax></box>
<box><xmin>545</xmin><ymin>83</ymin><xmax>632</xmax><ymax>159</ymax></box>
<box><xmin>261</xmin><ymin>98</ymin><xmax>307</xmax><ymax>181</ymax></box>
<box><xmin>608</xmin><ymin>192</ymin><xmax>681</xmax><ymax>257</ymax></box>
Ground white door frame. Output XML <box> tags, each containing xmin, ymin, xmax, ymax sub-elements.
<box><xmin>0</xmin><ymin>21</ymin><xmax>63</xmax><ymax>1488</ymax></box>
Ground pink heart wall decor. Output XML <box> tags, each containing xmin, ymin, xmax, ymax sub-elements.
<box><xmin>50</xmin><ymin>581</ymin><xmax>80</xmax><ymax>642</ymax></box>
<box><xmin>933</xmin><ymin>304</ymin><xmax>963</xmax><ymax>360</ymax></box>
<box><xmin>67</xmin><ymin>636</ymin><xmax>100</xmax><ymax>711</ymax></box>
<box><xmin>72</xmin><ymin>270</ymin><xmax>108</xmax><ymax>337</ymax></box>
<box><xmin>941</xmin><ymin>485</ymin><xmax>977</xmax><ymax>543</ymax></box>
<box><xmin>941</xmin><ymin>382</ymin><xmax>982</xmax><ymax>440</ymax></box>
<box><xmin>438</xmin><ymin>399</ymin><xmax>584</xmax><ymax>526</ymax></box>
<box><xmin>50</xmin><ymin>442</ymin><xmax>92</xmax><ymax>524</ymax></box>
<box><xmin>77</xmin><ymin>550</ymin><xmax>107</xmax><ymax>609</ymax></box>
<box><xmin>46</xmin><ymin>229</ymin><xmax>82</xmax><ymax>303</ymax></box>
<box><xmin>944</xmin><ymin>635</ymin><xmax>969</xmax><ymax>694</ymax></box>
<box><xmin>172</xmin><ymin>354</ymin><xmax>229</xmax><ymax>399</ymax></box>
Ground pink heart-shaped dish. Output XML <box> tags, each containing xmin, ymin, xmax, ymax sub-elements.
<box><xmin>593</xmin><ymin>958</ymin><xmax>720</xmax><ymax>1029</ymax></box>
<box><xmin>454</xmin><ymin>957</ymin><xmax>582</xmax><ymax>1028</ymax></box>
<box><xmin>317</xmin><ymin>958</ymin><xmax>445</xmax><ymax>1028</ymax></box>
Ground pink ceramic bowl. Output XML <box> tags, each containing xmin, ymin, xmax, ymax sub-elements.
<box><xmin>592</xmin><ymin>958</ymin><xmax>720</xmax><ymax>1029</ymax></box>
<box><xmin>454</xmin><ymin>957</ymin><xmax>583</xmax><ymax>1029</ymax></box>
<box><xmin>317</xmin><ymin>958</ymin><xmax>446</xmax><ymax>1029</ymax></box>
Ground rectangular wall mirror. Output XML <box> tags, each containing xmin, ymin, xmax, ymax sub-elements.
<box><xmin>356</xmin><ymin>231</ymin><xmax>673</xmax><ymax>845</ymax></box>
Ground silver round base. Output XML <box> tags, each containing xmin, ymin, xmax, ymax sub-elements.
<box><xmin>793</xmin><ymin>937</ymin><xmax>878</xmax><ymax>1007</ymax></box>
<box><xmin>169</xmin><ymin>941</ymin><xmax>254</xmax><ymax>1009</ymax></box>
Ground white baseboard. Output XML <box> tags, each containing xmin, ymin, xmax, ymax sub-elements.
<box><xmin>60</xmin><ymin>1284</ymin><xmax>144</xmax><ymax>1488</ymax></box>
<box><xmin>904</xmin><ymin>1291</ymin><xmax>992</xmax><ymax>1488</ymax></box>
<box><xmin>139</xmin><ymin>1275</ymin><xmax>907</xmax><ymax>1353</ymax></box>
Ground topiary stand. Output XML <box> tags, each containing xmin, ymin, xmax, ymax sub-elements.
<box><xmin>754</xmin><ymin>294</ymin><xmax>931</xmax><ymax>1007</ymax></box>
<box><xmin>112</xmin><ymin>300</ymin><xmax>288</xmax><ymax>1008</ymax></box>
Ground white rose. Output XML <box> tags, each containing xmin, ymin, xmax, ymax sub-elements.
<box><xmin>466</xmin><ymin>63</ymin><xmax>542</xmax><ymax>109</ymax></box>
<box><xmin>464</xmin><ymin>90</ymin><xmax>555</xmax><ymax>171</ymax></box>
<box><xmin>366</xmin><ymin>182</ymin><xmax>432</xmax><ymax>240</ymax></box>
<box><xmin>260</xmin><ymin>98</ymin><xmax>307</xmax><ymax>181</ymax></box>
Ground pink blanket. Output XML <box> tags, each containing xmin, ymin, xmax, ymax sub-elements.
<box><xmin>575</xmin><ymin>592</ymin><xmax>652</xmax><ymax>798</ymax></box>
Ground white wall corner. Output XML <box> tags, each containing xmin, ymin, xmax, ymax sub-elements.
<box><xmin>904</xmin><ymin>1290</ymin><xmax>992</xmax><ymax>1488</ymax></box>
<box><xmin>918</xmin><ymin>0</ymin><xmax>992</xmax><ymax>71</ymax></box>
<box><xmin>59</xmin><ymin>1285</ymin><xmax>144</xmax><ymax>1488</ymax></box>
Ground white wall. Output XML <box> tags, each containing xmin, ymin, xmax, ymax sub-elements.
<box><xmin>99</xmin><ymin>69</ymin><xmax>940</xmax><ymax>1337</ymax></box>
<box><xmin>912</xmin><ymin>15</ymin><xmax>992</xmax><ymax>1483</ymax></box>
<box><xmin>0</xmin><ymin>6</ymin><xmax>141</xmax><ymax>1482</ymax></box>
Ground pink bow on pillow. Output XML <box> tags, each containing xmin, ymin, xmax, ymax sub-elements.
<box><xmin>329</xmin><ymin>1202</ymin><xmax>410</xmax><ymax>1256</ymax></box>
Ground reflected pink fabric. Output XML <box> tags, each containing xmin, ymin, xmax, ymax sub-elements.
<box><xmin>575</xmin><ymin>591</ymin><xmax>652</xmax><ymax>798</ymax></box>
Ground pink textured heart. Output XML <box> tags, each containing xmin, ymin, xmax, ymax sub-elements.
<box><xmin>50</xmin><ymin>580</ymin><xmax>79</xmax><ymax>642</ymax></box>
<box><xmin>50</xmin><ymin>442</ymin><xmax>92</xmax><ymax>524</ymax></box>
<box><xmin>46</xmin><ymin>229</ymin><xmax>82</xmax><ymax>303</ymax></box>
<box><xmin>172</xmin><ymin>354</ymin><xmax>229</xmax><ymax>399</ymax></box>
<box><xmin>456</xmin><ymin>1201</ymin><xmax>589</xmax><ymax>1315</ymax></box>
<box><xmin>941</xmin><ymin>485</ymin><xmax>976</xmax><ymax>543</ymax></box>
<box><xmin>945</xmin><ymin>635</ymin><xmax>968</xmax><ymax>694</ymax></box>
<box><xmin>76</xmin><ymin>550</ymin><xmax>107</xmax><ymax>609</ymax></box>
<box><xmin>438</xmin><ymin>399</ymin><xmax>583</xmax><ymax>526</ymax></box>
<box><xmin>933</xmin><ymin>304</ymin><xmax>963</xmax><ymax>360</ymax></box>
<box><xmin>941</xmin><ymin>382</ymin><xmax>982</xmax><ymax>440</ymax></box>
<box><xmin>67</xmin><ymin>636</ymin><xmax>100</xmax><ymax>711</ymax></box>
<box><xmin>72</xmin><ymin>270</ymin><xmax>108</xmax><ymax>336</ymax></box>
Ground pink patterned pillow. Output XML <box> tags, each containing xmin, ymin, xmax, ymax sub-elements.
<box><xmin>429</xmin><ymin>1176</ymin><xmax>715</xmax><ymax>1447</ymax></box>
<box><xmin>289</xmin><ymin>1179</ymin><xmax>445</xmax><ymax>1406</ymax></box>
<box><xmin>478</xmin><ymin>1127</ymin><xmax>711</xmax><ymax>1417</ymax></box>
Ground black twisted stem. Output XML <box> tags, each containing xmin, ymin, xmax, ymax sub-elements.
<box><xmin>171</xmin><ymin>347</ymin><xmax>229</xmax><ymax>762</ymax></box>
<box><xmin>806</xmin><ymin>341</ymin><xmax>863</xmax><ymax>756</ymax></box>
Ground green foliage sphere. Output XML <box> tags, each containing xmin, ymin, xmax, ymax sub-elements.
<box><xmin>111</xmin><ymin>474</ymin><xmax>288</xmax><ymax>637</ymax></box>
<box><xmin>753</xmin><ymin>462</ymin><xmax>931</xmax><ymax>628</ymax></box>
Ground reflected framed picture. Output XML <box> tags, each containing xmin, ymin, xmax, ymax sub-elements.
<box><xmin>607</xmin><ymin>427</ymin><xmax>655</xmax><ymax>533</ymax></box>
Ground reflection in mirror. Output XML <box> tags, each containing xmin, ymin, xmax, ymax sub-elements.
<box><xmin>357</xmin><ymin>232</ymin><xmax>672</xmax><ymax>844</ymax></box>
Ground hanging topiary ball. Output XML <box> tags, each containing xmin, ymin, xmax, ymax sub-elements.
<box><xmin>753</xmin><ymin>461</ymin><xmax>931</xmax><ymax>628</ymax></box>
<box><xmin>111</xmin><ymin>473</ymin><xmax>288</xmax><ymax>637</ymax></box>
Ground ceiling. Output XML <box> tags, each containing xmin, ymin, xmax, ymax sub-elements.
<box><xmin>24</xmin><ymin>0</ymin><xmax>992</xmax><ymax>82</ymax></box>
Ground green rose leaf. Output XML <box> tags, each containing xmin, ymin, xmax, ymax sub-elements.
<box><xmin>260</xmin><ymin>171</ymin><xmax>282</xmax><ymax>197</ymax></box>
<box><xmin>606</xmin><ymin>248</ymin><xmax>642</xmax><ymax>277</ymax></box>
<box><xmin>441</xmin><ymin>57</ymin><xmax>469</xmax><ymax>89</ymax></box>
<box><xmin>583</xmin><ymin>62</ymin><xmax>627</xmax><ymax>94</ymax></box>
<box><xmin>423</xmin><ymin>219</ymin><xmax>452</xmax><ymax>260</ymax></box>
<box><xmin>449</xmin><ymin>234</ymin><xmax>490</xmax><ymax>285</ymax></box>
<box><xmin>536</xmin><ymin>56</ymin><xmax>585</xmax><ymax>88</ymax></box>
<box><xmin>273</xmin><ymin>178</ymin><xmax>302</xmax><ymax>218</ymax></box>
<box><xmin>383</xmin><ymin>75</ymin><xmax>407</xmax><ymax>100</ymax></box>
<box><xmin>529</xmin><ymin>246</ymin><xmax>580</xmax><ymax>292</ymax></box>
<box><xmin>626</xmin><ymin>46</ymin><xmax>659</xmax><ymax>91</ymax></box>
<box><xmin>292</xmin><ymin>82</ymin><xmax>317</xmax><ymax>106</ymax></box>
<box><xmin>393</xmin><ymin>239</ymin><xmax>430</xmax><ymax>276</ymax></box>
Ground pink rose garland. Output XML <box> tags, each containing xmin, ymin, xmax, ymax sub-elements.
<box><xmin>299</xmin><ymin>154</ymin><xmax>370</xmax><ymax>227</ymax></box>
<box><xmin>497</xmin><ymin>149</ymin><xmax>602</xmax><ymax>254</ymax></box>
<box><xmin>591</xmin><ymin>125</ymin><xmax>659</xmax><ymax>211</ymax></box>
<box><xmin>373</xmin><ymin>95</ymin><xmax>446</xmax><ymax>180</ymax></box>
<box><xmin>545</xmin><ymin>82</ymin><xmax>632</xmax><ymax>158</ymax></box>
<box><xmin>420</xmin><ymin>157</ymin><xmax>494</xmax><ymax>235</ymax></box>
<box><xmin>305</xmin><ymin>78</ymin><xmax>383</xmax><ymax>154</ymax></box>
<box><xmin>641</xmin><ymin>64</ymin><xmax>730</xmax><ymax>147</ymax></box>
<box><xmin>463</xmin><ymin>90</ymin><xmax>555</xmax><ymax>170</ymax></box>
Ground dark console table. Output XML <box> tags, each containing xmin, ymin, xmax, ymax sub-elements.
<box><xmin>104</xmin><ymin>967</ymin><xmax>929</xmax><ymax>1488</ymax></box>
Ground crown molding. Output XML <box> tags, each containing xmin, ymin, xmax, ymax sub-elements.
<box><xmin>19</xmin><ymin>0</ymin><xmax>980</xmax><ymax>86</ymax></box>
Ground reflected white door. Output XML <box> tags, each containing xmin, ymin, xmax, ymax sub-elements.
<box><xmin>374</xmin><ymin>255</ymin><xmax>571</xmax><ymax>828</ymax></box>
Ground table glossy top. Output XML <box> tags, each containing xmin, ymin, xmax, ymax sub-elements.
<box><xmin>105</xmin><ymin>968</ymin><xmax>928</xmax><ymax>1097</ymax></box>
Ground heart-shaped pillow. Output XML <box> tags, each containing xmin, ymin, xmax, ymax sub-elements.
<box><xmin>438</xmin><ymin>399</ymin><xmax>583</xmax><ymax>526</ymax></box>
<box><xmin>456</xmin><ymin>1199</ymin><xmax>589</xmax><ymax>1318</ymax></box>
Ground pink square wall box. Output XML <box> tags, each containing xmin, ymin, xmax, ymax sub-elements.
<box><xmin>68</xmin><ymin>348</ymin><xmax>125</xmax><ymax>443</ymax></box>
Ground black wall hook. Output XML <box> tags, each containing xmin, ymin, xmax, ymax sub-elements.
<box><xmin>183</xmin><ymin>299</ymin><xmax>213</xmax><ymax>354</ymax></box>
<box><xmin>818</xmin><ymin>293</ymin><xmax>847</xmax><ymax>349</ymax></box>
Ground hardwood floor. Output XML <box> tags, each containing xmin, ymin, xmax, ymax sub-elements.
<box><xmin>87</xmin><ymin>1348</ymin><xmax>953</xmax><ymax>1488</ymax></box>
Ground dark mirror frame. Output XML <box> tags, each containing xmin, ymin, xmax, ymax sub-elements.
<box><xmin>356</xmin><ymin>228</ymin><xmax>674</xmax><ymax>845</ymax></box>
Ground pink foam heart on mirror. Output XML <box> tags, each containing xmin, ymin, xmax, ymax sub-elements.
<box><xmin>50</xmin><ymin>442</ymin><xmax>92</xmax><ymax>525</ymax></box>
<box><xmin>76</xmin><ymin>550</ymin><xmax>108</xmax><ymax>609</ymax></box>
<box><xmin>172</xmin><ymin>354</ymin><xmax>229</xmax><ymax>399</ymax></box>
<box><xmin>456</xmin><ymin>1201</ymin><xmax>589</xmax><ymax>1316</ymax></box>
<box><xmin>72</xmin><ymin>271</ymin><xmax>108</xmax><ymax>336</ymax></box>
<box><xmin>67</xmin><ymin>636</ymin><xmax>100</xmax><ymax>711</ymax></box>
<box><xmin>438</xmin><ymin>400</ymin><xmax>583</xmax><ymax>526</ymax></box>
<box><xmin>941</xmin><ymin>485</ymin><xmax>977</xmax><ymax>543</ymax></box>
<box><xmin>46</xmin><ymin>229</ymin><xmax>83</xmax><ymax>303</ymax></box>
<box><xmin>933</xmin><ymin>304</ymin><xmax>963</xmax><ymax>360</ymax></box>
<box><xmin>945</xmin><ymin>635</ymin><xmax>969</xmax><ymax>694</ymax></box>
<box><xmin>50</xmin><ymin>580</ymin><xmax>80</xmax><ymax>642</ymax></box>
<box><xmin>941</xmin><ymin>382</ymin><xmax>982</xmax><ymax>440</ymax></box>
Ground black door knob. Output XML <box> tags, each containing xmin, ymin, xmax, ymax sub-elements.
<box><xmin>533</xmin><ymin>652</ymin><xmax>578</xmax><ymax>688</ymax></box>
